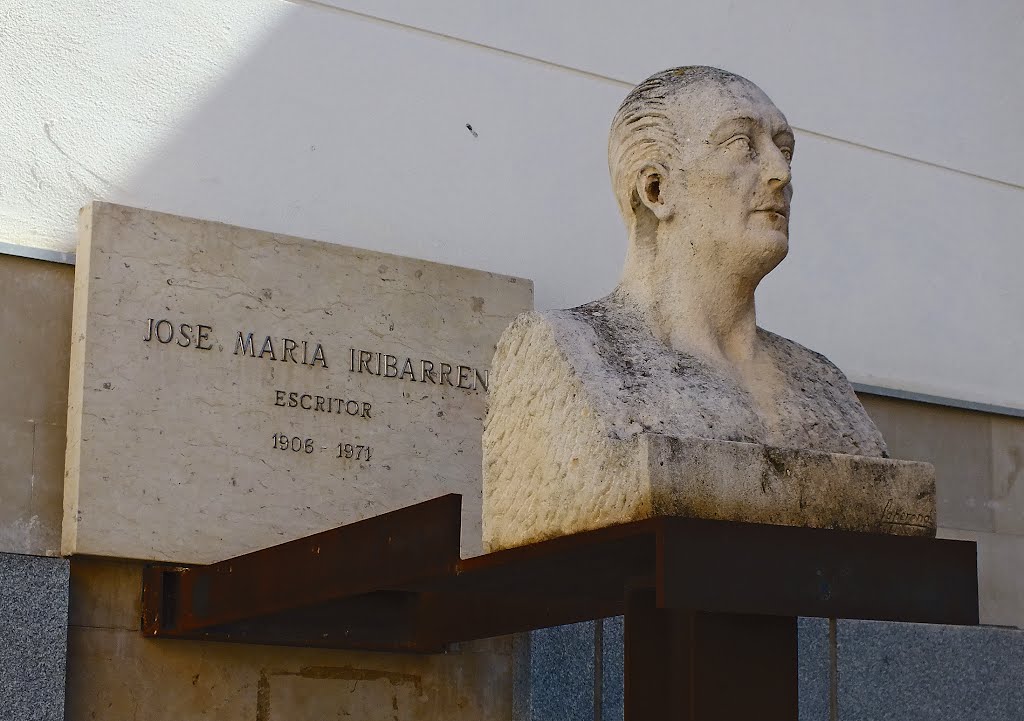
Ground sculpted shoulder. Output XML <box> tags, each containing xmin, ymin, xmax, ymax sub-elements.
<box><xmin>494</xmin><ymin>307</ymin><xmax>613</xmax><ymax>370</ymax></box>
<box><xmin>757</xmin><ymin>327</ymin><xmax>889</xmax><ymax>457</ymax></box>
<box><xmin>756</xmin><ymin>328</ymin><xmax>859</xmax><ymax>396</ymax></box>
<box><xmin>492</xmin><ymin>308</ymin><xmax>613</xmax><ymax>402</ymax></box>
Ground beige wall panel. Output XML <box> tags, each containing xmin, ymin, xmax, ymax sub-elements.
<box><xmin>992</xmin><ymin>415</ymin><xmax>1024</xmax><ymax>536</ymax></box>
<box><xmin>859</xmin><ymin>394</ymin><xmax>994</xmax><ymax>534</ymax></box>
<box><xmin>0</xmin><ymin>255</ymin><xmax>75</xmax><ymax>420</ymax></box>
<box><xmin>939</xmin><ymin>528</ymin><xmax>1024</xmax><ymax>629</ymax></box>
<box><xmin>0</xmin><ymin>254</ymin><xmax>73</xmax><ymax>555</ymax></box>
<box><xmin>0</xmin><ymin>418</ymin><xmax>37</xmax><ymax>551</ymax></box>
<box><xmin>66</xmin><ymin>558</ymin><xmax>512</xmax><ymax>721</ymax></box>
<box><xmin>68</xmin><ymin>557</ymin><xmax>141</xmax><ymax>630</ymax></box>
<box><xmin>28</xmin><ymin>420</ymin><xmax>66</xmax><ymax>553</ymax></box>
<box><xmin>66</xmin><ymin>628</ymin><xmax>512</xmax><ymax>721</ymax></box>
<box><xmin>0</xmin><ymin>419</ymin><xmax>67</xmax><ymax>556</ymax></box>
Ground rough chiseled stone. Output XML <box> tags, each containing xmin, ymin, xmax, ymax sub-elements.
<box><xmin>64</xmin><ymin>202</ymin><xmax>532</xmax><ymax>563</ymax></box>
<box><xmin>486</xmin><ymin>424</ymin><xmax>934</xmax><ymax>550</ymax></box>
<box><xmin>483</xmin><ymin>67</ymin><xmax>934</xmax><ymax>550</ymax></box>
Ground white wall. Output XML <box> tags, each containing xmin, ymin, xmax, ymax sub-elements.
<box><xmin>1</xmin><ymin>0</ymin><xmax>1021</xmax><ymax>409</ymax></box>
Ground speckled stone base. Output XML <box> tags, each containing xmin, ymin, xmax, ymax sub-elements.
<box><xmin>521</xmin><ymin>618</ymin><xmax>1024</xmax><ymax>721</ymax></box>
<box><xmin>0</xmin><ymin>553</ymin><xmax>70</xmax><ymax>721</ymax></box>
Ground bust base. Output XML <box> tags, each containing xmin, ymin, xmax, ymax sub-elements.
<box><xmin>483</xmin><ymin>434</ymin><xmax>936</xmax><ymax>552</ymax></box>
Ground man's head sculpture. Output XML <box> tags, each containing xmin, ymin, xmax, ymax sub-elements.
<box><xmin>609</xmin><ymin>67</ymin><xmax>795</xmax><ymax>300</ymax></box>
<box><xmin>481</xmin><ymin>65</ymin><xmax>937</xmax><ymax>553</ymax></box>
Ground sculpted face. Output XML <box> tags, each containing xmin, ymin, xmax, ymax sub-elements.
<box><xmin>640</xmin><ymin>77</ymin><xmax>795</xmax><ymax>283</ymax></box>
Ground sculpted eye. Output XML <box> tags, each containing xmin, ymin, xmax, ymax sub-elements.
<box><xmin>726</xmin><ymin>134</ymin><xmax>752</xmax><ymax>150</ymax></box>
<box><xmin>779</xmin><ymin>146</ymin><xmax>793</xmax><ymax>162</ymax></box>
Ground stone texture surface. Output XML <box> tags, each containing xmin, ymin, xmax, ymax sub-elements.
<box><xmin>485</xmin><ymin>428</ymin><xmax>934</xmax><ymax>550</ymax></box>
<box><xmin>513</xmin><ymin>622</ymin><xmax>595</xmax><ymax>721</ymax></box>
<box><xmin>833</xmin><ymin>619</ymin><xmax>1024</xmax><ymax>720</ymax></box>
<box><xmin>599</xmin><ymin>617</ymin><xmax>623</xmax><ymax>721</ymax></box>
<box><xmin>0</xmin><ymin>254</ymin><xmax>74</xmax><ymax>556</ymax></box>
<box><xmin>0</xmin><ymin>552</ymin><xmax>70</xmax><ymax>721</ymax></box>
<box><xmin>533</xmin><ymin>616</ymin><xmax>1024</xmax><ymax>721</ymax></box>
<box><xmin>65</xmin><ymin>556</ymin><xmax>513</xmax><ymax>721</ymax></box>
<box><xmin>798</xmin><ymin>617</ymin><xmax>832</xmax><ymax>721</ymax></box>
<box><xmin>598</xmin><ymin>68</ymin><xmax>885</xmax><ymax>456</ymax></box>
<box><xmin>64</xmin><ymin>202</ymin><xmax>532</xmax><ymax>562</ymax></box>
<box><xmin>483</xmin><ymin>68</ymin><xmax>932</xmax><ymax>550</ymax></box>
<box><xmin>527</xmin><ymin>616</ymin><xmax>833</xmax><ymax>721</ymax></box>
<box><xmin>646</xmin><ymin>437</ymin><xmax>933</xmax><ymax>535</ymax></box>
<box><xmin>506</xmin><ymin>302</ymin><xmax>888</xmax><ymax>457</ymax></box>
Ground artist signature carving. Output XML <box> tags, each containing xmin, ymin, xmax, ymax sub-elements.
<box><xmin>879</xmin><ymin>499</ymin><xmax>932</xmax><ymax>529</ymax></box>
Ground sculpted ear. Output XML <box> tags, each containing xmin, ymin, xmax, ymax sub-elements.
<box><xmin>635</xmin><ymin>163</ymin><xmax>674</xmax><ymax>222</ymax></box>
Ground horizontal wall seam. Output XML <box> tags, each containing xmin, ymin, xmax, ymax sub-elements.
<box><xmin>854</xmin><ymin>383</ymin><xmax>1024</xmax><ymax>419</ymax></box>
<box><xmin>0</xmin><ymin>241</ymin><xmax>75</xmax><ymax>265</ymax></box>
<box><xmin>296</xmin><ymin>0</ymin><xmax>1024</xmax><ymax>192</ymax></box>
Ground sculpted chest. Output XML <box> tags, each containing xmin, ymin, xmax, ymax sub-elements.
<box><xmin>558</xmin><ymin>307</ymin><xmax>883</xmax><ymax>457</ymax></box>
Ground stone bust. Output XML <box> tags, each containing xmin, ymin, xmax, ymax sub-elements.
<box><xmin>483</xmin><ymin>67</ymin><xmax>935</xmax><ymax>550</ymax></box>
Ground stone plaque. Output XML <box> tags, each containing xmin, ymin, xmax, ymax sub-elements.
<box><xmin>63</xmin><ymin>203</ymin><xmax>532</xmax><ymax>562</ymax></box>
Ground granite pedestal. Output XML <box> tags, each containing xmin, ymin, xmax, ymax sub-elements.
<box><xmin>520</xmin><ymin>617</ymin><xmax>1024</xmax><ymax>720</ymax></box>
<box><xmin>829</xmin><ymin>618</ymin><xmax>1024</xmax><ymax>720</ymax></box>
<box><xmin>0</xmin><ymin>552</ymin><xmax>70</xmax><ymax>721</ymax></box>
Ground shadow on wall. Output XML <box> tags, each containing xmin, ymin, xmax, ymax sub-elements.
<box><xmin>32</xmin><ymin>0</ymin><xmax>1024</xmax><ymax>407</ymax></box>
<box><xmin>106</xmin><ymin>3</ymin><xmax>625</xmax><ymax>311</ymax></box>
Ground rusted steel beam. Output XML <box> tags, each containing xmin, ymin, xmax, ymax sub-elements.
<box><xmin>143</xmin><ymin>494</ymin><xmax>979</xmax><ymax>652</ymax></box>
<box><xmin>625</xmin><ymin>587</ymin><xmax>799</xmax><ymax>721</ymax></box>
<box><xmin>415</xmin><ymin>590</ymin><xmax>624</xmax><ymax>646</ymax></box>
<box><xmin>143</xmin><ymin>494</ymin><xmax>462</xmax><ymax>637</ymax></box>
<box><xmin>656</xmin><ymin>516</ymin><xmax>979</xmax><ymax>625</ymax></box>
<box><xmin>144</xmin><ymin>591</ymin><xmax>447</xmax><ymax>653</ymax></box>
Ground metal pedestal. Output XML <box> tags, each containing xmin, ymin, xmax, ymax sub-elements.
<box><xmin>142</xmin><ymin>495</ymin><xmax>977</xmax><ymax>720</ymax></box>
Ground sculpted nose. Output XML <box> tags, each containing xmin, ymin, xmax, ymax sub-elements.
<box><xmin>763</xmin><ymin>145</ymin><xmax>792</xmax><ymax>188</ymax></box>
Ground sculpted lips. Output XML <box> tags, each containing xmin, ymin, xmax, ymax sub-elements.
<box><xmin>752</xmin><ymin>202</ymin><xmax>788</xmax><ymax>218</ymax></box>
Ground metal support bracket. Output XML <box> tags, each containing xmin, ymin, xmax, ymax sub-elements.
<box><xmin>142</xmin><ymin>494</ymin><xmax>978</xmax><ymax>718</ymax></box>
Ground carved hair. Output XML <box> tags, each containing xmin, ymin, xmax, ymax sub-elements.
<box><xmin>608</xmin><ymin>66</ymin><xmax>751</xmax><ymax>223</ymax></box>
